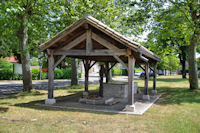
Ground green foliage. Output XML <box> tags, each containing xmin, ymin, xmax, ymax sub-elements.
<box><xmin>0</xmin><ymin>58</ymin><xmax>12</xmax><ymax>68</ymax></box>
<box><xmin>32</xmin><ymin>68</ymin><xmax>40</xmax><ymax>80</ymax></box>
<box><xmin>62</xmin><ymin>68</ymin><xmax>72</xmax><ymax>79</ymax></box>
<box><xmin>112</xmin><ymin>68</ymin><xmax>121</xmax><ymax>76</ymax></box>
<box><xmin>54</xmin><ymin>69</ymin><xmax>64</xmax><ymax>79</ymax></box>
<box><xmin>31</xmin><ymin>58</ymin><xmax>39</xmax><ymax>66</ymax></box>
<box><xmin>166</xmin><ymin>54</ymin><xmax>180</xmax><ymax>72</ymax></box>
<box><xmin>42</xmin><ymin>57</ymin><xmax>48</xmax><ymax>68</ymax></box>
<box><xmin>78</xmin><ymin>72</ymin><xmax>82</xmax><ymax>78</ymax></box>
<box><xmin>13</xmin><ymin>74</ymin><xmax>23</xmax><ymax>80</ymax></box>
<box><xmin>0</xmin><ymin>68</ymin><xmax>13</xmax><ymax>80</ymax></box>
<box><xmin>112</xmin><ymin>68</ymin><xmax>127</xmax><ymax>76</ymax></box>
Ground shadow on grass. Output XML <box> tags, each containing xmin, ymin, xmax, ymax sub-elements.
<box><xmin>0</xmin><ymin>106</ymin><xmax>9</xmax><ymax>113</ymax></box>
<box><xmin>156</xmin><ymin>78</ymin><xmax>187</xmax><ymax>83</ymax></box>
<box><xmin>0</xmin><ymin>90</ymin><xmax>45</xmax><ymax>100</ymax></box>
<box><xmin>155</xmin><ymin>86</ymin><xmax>200</xmax><ymax>105</ymax></box>
<box><xmin>14</xmin><ymin>90</ymin><xmax>117</xmax><ymax>115</ymax></box>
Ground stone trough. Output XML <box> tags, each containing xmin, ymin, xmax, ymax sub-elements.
<box><xmin>79</xmin><ymin>82</ymin><xmax>138</xmax><ymax>106</ymax></box>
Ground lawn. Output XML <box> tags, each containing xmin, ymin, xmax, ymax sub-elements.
<box><xmin>0</xmin><ymin>75</ymin><xmax>200</xmax><ymax>133</ymax></box>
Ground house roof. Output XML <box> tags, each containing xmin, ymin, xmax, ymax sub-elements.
<box><xmin>39</xmin><ymin>15</ymin><xmax>161</xmax><ymax>62</ymax></box>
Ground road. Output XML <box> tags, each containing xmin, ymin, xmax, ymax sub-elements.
<box><xmin>0</xmin><ymin>73</ymin><xmax>138</xmax><ymax>95</ymax></box>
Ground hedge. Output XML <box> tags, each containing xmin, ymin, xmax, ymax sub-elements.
<box><xmin>0</xmin><ymin>68</ymin><xmax>13</xmax><ymax>80</ymax></box>
<box><xmin>0</xmin><ymin>68</ymin><xmax>81</xmax><ymax>80</ymax></box>
<box><xmin>112</xmin><ymin>68</ymin><xmax>127</xmax><ymax>76</ymax></box>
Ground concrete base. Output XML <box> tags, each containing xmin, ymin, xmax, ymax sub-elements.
<box><xmin>123</xmin><ymin>104</ymin><xmax>135</xmax><ymax>112</ymax></box>
<box><xmin>82</xmin><ymin>91</ymin><xmax>89</xmax><ymax>97</ymax></box>
<box><xmin>45</xmin><ymin>99</ymin><xmax>56</xmax><ymax>104</ymax></box>
<box><xmin>152</xmin><ymin>90</ymin><xmax>157</xmax><ymax>94</ymax></box>
<box><xmin>142</xmin><ymin>95</ymin><xmax>150</xmax><ymax>101</ymax></box>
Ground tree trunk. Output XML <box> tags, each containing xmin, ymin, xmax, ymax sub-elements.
<box><xmin>181</xmin><ymin>60</ymin><xmax>186</xmax><ymax>79</ymax></box>
<box><xmin>179</xmin><ymin>46</ymin><xmax>187</xmax><ymax>79</ymax></box>
<box><xmin>188</xmin><ymin>40</ymin><xmax>199</xmax><ymax>90</ymax></box>
<box><xmin>71</xmin><ymin>58</ymin><xmax>78</xmax><ymax>86</ymax></box>
<box><xmin>17</xmin><ymin>15</ymin><xmax>32</xmax><ymax>92</ymax></box>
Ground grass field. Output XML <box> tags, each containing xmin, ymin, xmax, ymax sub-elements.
<box><xmin>0</xmin><ymin>75</ymin><xmax>200</xmax><ymax>133</ymax></box>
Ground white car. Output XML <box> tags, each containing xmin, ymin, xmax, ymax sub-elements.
<box><xmin>135</xmin><ymin>72</ymin><xmax>142</xmax><ymax>76</ymax></box>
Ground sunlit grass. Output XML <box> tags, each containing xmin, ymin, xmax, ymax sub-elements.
<box><xmin>0</xmin><ymin>75</ymin><xmax>200</xmax><ymax>133</ymax></box>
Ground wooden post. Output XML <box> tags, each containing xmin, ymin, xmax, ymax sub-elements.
<box><xmin>83</xmin><ymin>59</ymin><xmax>90</xmax><ymax>95</ymax></box>
<box><xmin>46</xmin><ymin>49</ymin><xmax>56</xmax><ymax>104</ymax></box>
<box><xmin>86</xmin><ymin>29</ymin><xmax>92</xmax><ymax>55</ymax></box>
<box><xmin>152</xmin><ymin>62</ymin><xmax>157</xmax><ymax>94</ymax></box>
<box><xmin>99</xmin><ymin>65</ymin><xmax>104</xmax><ymax>97</ymax></box>
<box><xmin>128</xmin><ymin>55</ymin><xmax>135</xmax><ymax>105</ymax></box>
<box><xmin>143</xmin><ymin>62</ymin><xmax>150</xmax><ymax>100</ymax></box>
<box><xmin>105</xmin><ymin>62</ymin><xmax>109</xmax><ymax>83</ymax></box>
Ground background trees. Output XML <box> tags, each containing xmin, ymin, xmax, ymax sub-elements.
<box><xmin>129</xmin><ymin>0</ymin><xmax>199</xmax><ymax>89</ymax></box>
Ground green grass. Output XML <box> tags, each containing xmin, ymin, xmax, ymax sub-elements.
<box><xmin>0</xmin><ymin>75</ymin><xmax>200</xmax><ymax>133</ymax></box>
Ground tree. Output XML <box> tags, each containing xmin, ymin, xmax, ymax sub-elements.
<box><xmin>129</xmin><ymin>0</ymin><xmax>200</xmax><ymax>89</ymax></box>
<box><xmin>0</xmin><ymin>0</ymin><xmax>67</xmax><ymax>91</ymax></box>
<box><xmin>167</xmin><ymin>54</ymin><xmax>180</xmax><ymax>74</ymax></box>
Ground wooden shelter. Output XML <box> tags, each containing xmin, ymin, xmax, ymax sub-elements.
<box><xmin>39</xmin><ymin>15</ymin><xmax>161</xmax><ymax>111</ymax></box>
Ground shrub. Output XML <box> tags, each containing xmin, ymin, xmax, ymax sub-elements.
<box><xmin>0</xmin><ymin>58</ymin><xmax>12</xmax><ymax>69</ymax></box>
<box><xmin>62</xmin><ymin>68</ymin><xmax>72</xmax><ymax>79</ymax></box>
<box><xmin>13</xmin><ymin>74</ymin><xmax>23</xmax><ymax>80</ymax></box>
<box><xmin>121</xmin><ymin>69</ymin><xmax>128</xmax><ymax>76</ymax></box>
<box><xmin>54</xmin><ymin>69</ymin><xmax>64</xmax><ymax>79</ymax></box>
<box><xmin>0</xmin><ymin>68</ymin><xmax>13</xmax><ymax>80</ymax></box>
<box><xmin>112</xmin><ymin>68</ymin><xmax>121</xmax><ymax>76</ymax></box>
<box><xmin>32</xmin><ymin>68</ymin><xmax>40</xmax><ymax>80</ymax></box>
<box><xmin>78</xmin><ymin>72</ymin><xmax>82</xmax><ymax>78</ymax></box>
<box><xmin>41</xmin><ymin>72</ymin><xmax>48</xmax><ymax>79</ymax></box>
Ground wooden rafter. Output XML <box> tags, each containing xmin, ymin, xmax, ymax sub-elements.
<box><xmin>91</xmin><ymin>32</ymin><xmax>119</xmax><ymax>50</ymax></box>
<box><xmin>89</xmin><ymin>61</ymin><xmax>96</xmax><ymax>69</ymax></box>
<box><xmin>113</xmin><ymin>55</ymin><xmax>128</xmax><ymax>71</ymax></box>
<box><xmin>138</xmin><ymin>64</ymin><xmax>145</xmax><ymax>71</ymax></box>
<box><xmin>59</xmin><ymin>32</ymin><xmax>86</xmax><ymax>51</ymax></box>
<box><xmin>108</xmin><ymin>62</ymin><xmax>117</xmax><ymax>71</ymax></box>
<box><xmin>53</xmin><ymin>55</ymin><xmax>66</xmax><ymax>70</ymax></box>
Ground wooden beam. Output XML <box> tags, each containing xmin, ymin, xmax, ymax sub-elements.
<box><xmin>54</xmin><ymin>49</ymin><xmax>127</xmax><ymax>56</ymax></box>
<box><xmin>113</xmin><ymin>55</ymin><xmax>128</xmax><ymax>71</ymax></box>
<box><xmin>48</xmin><ymin>50</ymin><xmax>54</xmax><ymax>99</ymax></box>
<box><xmin>108</xmin><ymin>62</ymin><xmax>117</xmax><ymax>71</ymax></box>
<box><xmin>128</xmin><ymin>55</ymin><xmax>136</xmax><ymax>105</ymax></box>
<box><xmin>53</xmin><ymin>55</ymin><xmax>66</xmax><ymax>70</ymax></box>
<box><xmin>86</xmin><ymin>29</ymin><xmax>92</xmax><ymax>55</ymax></box>
<box><xmin>149</xmin><ymin>66</ymin><xmax>154</xmax><ymax>72</ymax></box>
<box><xmin>59</xmin><ymin>32</ymin><xmax>86</xmax><ymax>51</ymax></box>
<box><xmin>138</xmin><ymin>64</ymin><xmax>145</xmax><ymax>71</ymax></box>
<box><xmin>89</xmin><ymin>61</ymin><xmax>96</xmax><ymax>69</ymax></box>
<box><xmin>91</xmin><ymin>32</ymin><xmax>119</xmax><ymax>50</ymax></box>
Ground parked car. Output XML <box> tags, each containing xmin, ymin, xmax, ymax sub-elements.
<box><xmin>140</xmin><ymin>72</ymin><xmax>154</xmax><ymax>78</ymax></box>
<box><xmin>135</xmin><ymin>72</ymin><xmax>142</xmax><ymax>76</ymax></box>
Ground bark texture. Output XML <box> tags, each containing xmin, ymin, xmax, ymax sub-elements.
<box><xmin>17</xmin><ymin>15</ymin><xmax>32</xmax><ymax>92</ymax></box>
<box><xmin>188</xmin><ymin>40</ymin><xmax>199</xmax><ymax>90</ymax></box>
